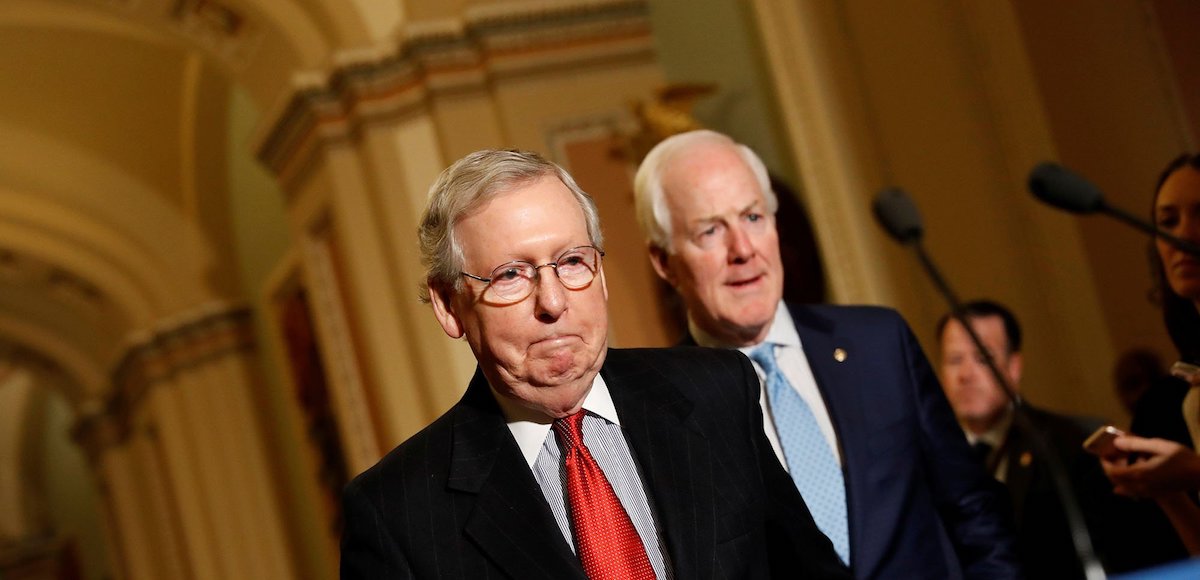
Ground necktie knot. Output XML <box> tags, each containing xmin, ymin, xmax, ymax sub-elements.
<box><xmin>748</xmin><ymin>342</ymin><xmax>780</xmax><ymax>376</ymax></box>
<box><xmin>552</xmin><ymin>410</ymin><xmax>586</xmax><ymax>449</ymax></box>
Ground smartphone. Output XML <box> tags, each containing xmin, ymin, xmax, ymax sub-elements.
<box><xmin>1171</xmin><ymin>361</ymin><xmax>1200</xmax><ymax>381</ymax></box>
<box><xmin>1083</xmin><ymin>425</ymin><xmax>1126</xmax><ymax>457</ymax></box>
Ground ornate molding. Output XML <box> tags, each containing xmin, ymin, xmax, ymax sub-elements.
<box><xmin>169</xmin><ymin>0</ymin><xmax>264</xmax><ymax>68</ymax></box>
<box><xmin>105</xmin><ymin>304</ymin><xmax>255</xmax><ymax>438</ymax></box>
<box><xmin>255</xmin><ymin>0</ymin><xmax>654</xmax><ymax>184</ymax></box>
<box><xmin>0</xmin><ymin>245</ymin><xmax>109</xmax><ymax>314</ymax></box>
<box><xmin>0</xmin><ymin>340</ymin><xmax>63</xmax><ymax>379</ymax></box>
<box><xmin>71</xmin><ymin>407</ymin><xmax>127</xmax><ymax>465</ymax></box>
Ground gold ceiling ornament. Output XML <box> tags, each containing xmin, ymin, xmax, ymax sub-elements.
<box><xmin>620</xmin><ymin>83</ymin><xmax>717</xmax><ymax>163</ymax></box>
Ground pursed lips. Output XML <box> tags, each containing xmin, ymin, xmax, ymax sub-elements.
<box><xmin>532</xmin><ymin>334</ymin><xmax>581</xmax><ymax>348</ymax></box>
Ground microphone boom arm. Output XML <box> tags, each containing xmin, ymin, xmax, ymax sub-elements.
<box><xmin>1102</xmin><ymin>204</ymin><xmax>1200</xmax><ymax>257</ymax></box>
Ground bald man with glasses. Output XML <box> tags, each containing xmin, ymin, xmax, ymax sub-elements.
<box><xmin>340</xmin><ymin>149</ymin><xmax>851</xmax><ymax>580</ymax></box>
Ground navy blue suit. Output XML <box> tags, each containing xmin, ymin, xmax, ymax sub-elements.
<box><xmin>690</xmin><ymin>304</ymin><xmax>1020</xmax><ymax>579</ymax></box>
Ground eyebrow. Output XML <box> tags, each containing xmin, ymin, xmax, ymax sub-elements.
<box><xmin>688</xmin><ymin>200</ymin><xmax>763</xmax><ymax>227</ymax></box>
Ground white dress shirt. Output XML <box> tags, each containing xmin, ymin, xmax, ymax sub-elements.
<box><xmin>690</xmin><ymin>302</ymin><xmax>843</xmax><ymax>468</ymax></box>
<box><xmin>496</xmin><ymin>374</ymin><xmax>674</xmax><ymax>579</ymax></box>
<box><xmin>965</xmin><ymin>409</ymin><xmax>1013</xmax><ymax>482</ymax></box>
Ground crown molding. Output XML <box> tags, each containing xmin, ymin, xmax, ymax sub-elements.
<box><xmin>255</xmin><ymin>0</ymin><xmax>653</xmax><ymax>186</ymax></box>
<box><xmin>91</xmin><ymin>304</ymin><xmax>255</xmax><ymax>450</ymax></box>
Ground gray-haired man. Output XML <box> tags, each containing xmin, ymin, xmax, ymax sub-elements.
<box><xmin>340</xmin><ymin>148</ymin><xmax>850</xmax><ymax>579</ymax></box>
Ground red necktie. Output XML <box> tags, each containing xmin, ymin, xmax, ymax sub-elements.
<box><xmin>552</xmin><ymin>411</ymin><xmax>656</xmax><ymax>580</ymax></box>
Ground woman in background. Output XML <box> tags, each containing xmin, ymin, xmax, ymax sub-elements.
<box><xmin>1104</xmin><ymin>153</ymin><xmax>1200</xmax><ymax>554</ymax></box>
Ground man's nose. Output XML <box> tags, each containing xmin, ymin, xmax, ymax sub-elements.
<box><xmin>957</xmin><ymin>360</ymin><xmax>982</xmax><ymax>384</ymax></box>
<box><xmin>533</xmin><ymin>266</ymin><xmax>567</xmax><ymax>322</ymax></box>
<box><xmin>727</xmin><ymin>225</ymin><xmax>755</xmax><ymax>263</ymax></box>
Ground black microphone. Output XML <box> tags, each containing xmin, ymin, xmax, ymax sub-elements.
<box><xmin>872</xmin><ymin>187</ymin><xmax>923</xmax><ymax>244</ymax></box>
<box><xmin>1028</xmin><ymin>162</ymin><xmax>1105</xmax><ymax>214</ymax></box>
<box><xmin>872</xmin><ymin>187</ymin><xmax>1106</xmax><ymax>580</ymax></box>
<box><xmin>1029</xmin><ymin>162</ymin><xmax>1200</xmax><ymax>257</ymax></box>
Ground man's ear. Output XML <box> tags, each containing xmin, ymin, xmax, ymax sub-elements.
<box><xmin>648</xmin><ymin>244</ymin><xmax>675</xmax><ymax>285</ymax></box>
<box><xmin>1006</xmin><ymin>351</ymin><xmax>1024</xmax><ymax>392</ymax></box>
<box><xmin>597</xmin><ymin>266</ymin><xmax>608</xmax><ymax>300</ymax></box>
<box><xmin>429</xmin><ymin>282</ymin><xmax>465</xmax><ymax>339</ymax></box>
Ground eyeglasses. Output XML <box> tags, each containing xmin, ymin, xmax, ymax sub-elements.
<box><xmin>461</xmin><ymin>245</ymin><xmax>605</xmax><ymax>303</ymax></box>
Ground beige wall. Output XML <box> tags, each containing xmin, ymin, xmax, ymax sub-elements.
<box><xmin>1011</xmin><ymin>0</ymin><xmax>1192</xmax><ymax>405</ymax></box>
<box><xmin>1155</xmin><ymin>0</ymin><xmax>1200</xmax><ymax>146</ymax></box>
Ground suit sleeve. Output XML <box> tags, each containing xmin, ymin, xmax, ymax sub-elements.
<box><xmin>896</xmin><ymin>315</ymin><xmax>1022</xmax><ymax>579</ymax></box>
<box><xmin>734</xmin><ymin>352</ymin><xmax>853</xmax><ymax>579</ymax></box>
<box><xmin>340</xmin><ymin>477</ymin><xmax>414</xmax><ymax>580</ymax></box>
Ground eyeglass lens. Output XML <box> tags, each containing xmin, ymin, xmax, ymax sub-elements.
<box><xmin>488</xmin><ymin>246</ymin><xmax>600</xmax><ymax>299</ymax></box>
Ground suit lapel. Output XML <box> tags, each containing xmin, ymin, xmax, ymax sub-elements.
<box><xmin>1003</xmin><ymin>423</ymin><xmax>1035</xmax><ymax>526</ymax></box>
<box><xmin>603</xmin><ymin>350</ymin><xmax>715</xmax><ymax>580</ymax></box>
<box><xmin>451</xmin><ymin>370</ymin><xmax>586</xmax><ymax>580</ymax></box>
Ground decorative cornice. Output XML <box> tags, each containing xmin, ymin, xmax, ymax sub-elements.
<box><xmin>71</xmin><ymin>408</ymin><xmax>126</xmax><ymax>465</ymax></box>
<box><xmin>0</xmin><ymin>245</ymin><xmax>109</xmax><ymax>314</ymax></box>
<box><xmin>0</xmin><ymin>339</ymin><xmax>65</xmax><ymax>387</ymax></box>
<box><xmin>255</xmin><ymin>0</ymin><xmax>654</xmax><ymax>185</ymax></box>
<box><xmin>104</xmin><ymin>305</ymin><xmax>256</xmax><ymax>441</ymax></box>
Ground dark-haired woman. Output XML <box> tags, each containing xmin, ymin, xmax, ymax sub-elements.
<box><xmin>1104</xmin><ymin>154</ymin><xmax>1200</xmax><ymax>555</ymax></box>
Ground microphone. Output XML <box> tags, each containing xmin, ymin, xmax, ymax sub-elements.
<box><xmin>872</xmin><ymin>187</ymin><xmax>1106</xmax><ymax>580</ymax></box>
<box><xmin>872</xmin><ymin>189</ymin><xmax>961</xmax><ymax>314</ymax></box>
<box><xmin>1028</xmin><ymin>162</ymin><xmax>1105</xmax><ymax>213</ymax></box>
<box><xmin>872</xmin><ymin>188</ymin><xmax>923</xmax><ymax>244</ymax></box>
<box><xmin>1029</xmin><ymin>162</ymin><xmax>1200</xmax><ymax>257</ymax></box>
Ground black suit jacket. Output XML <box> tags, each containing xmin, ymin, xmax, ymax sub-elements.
<box><xmin>1001</xmin><ymin>406</ymin><xmax>1105</xmax><ymax>579</ymax></box>
<box><xmin>1131</xmin><ymin>374</ymin><xmax>1192</xmax><ymax>449</ymax></box>
<box><xmin>340</xmin><ymin>347</ymin><xmax>851</xmax><ymax>579</ymax></box>
<box><xmin>686</xmin><ymin>304</ymin><xmax>1020</xmax><ymax>579</ymax></box>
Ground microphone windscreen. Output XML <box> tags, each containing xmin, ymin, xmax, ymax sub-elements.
<box><xmin>1028</xmin><ymin>162</ymin><xmax>1105</xmax><ymax>214</ymax></box>
<box><xmin>873</xmin><ymin>187</ymin><xmax>924</xmax><ymax>244</ymax></box>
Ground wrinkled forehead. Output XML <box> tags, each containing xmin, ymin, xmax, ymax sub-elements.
<box><xmin>662</xmin><ymin>149</ymin><xmax>766</xmax><ymax>217</ymax></box>
<box><xmin>455</xmin><ymin>176</ymin><xmax>590</xmax><ymax>260</ymax></box>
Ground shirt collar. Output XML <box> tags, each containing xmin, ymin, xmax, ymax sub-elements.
<box><xmin>964</xmin><ymin>406</ymin><xmax>1014</xmax><ymax>448</ymax></box>
<box><xmin>689</xmin><ymin>301</ymin><xmax>800</xmax><ymax>351</ymax></box>
<box><xmin>495</xmin><ymin>373</ymin><xmax>620</xmax><ymax>467</ymax></box>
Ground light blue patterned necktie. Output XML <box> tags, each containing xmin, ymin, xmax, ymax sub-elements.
<box><xmin>748</xmin><ymin>343</ymin><xmax>850</xmax><ymax>564</ymax></box>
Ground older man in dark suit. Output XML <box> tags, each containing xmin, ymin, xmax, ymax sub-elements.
<box><xmin>633</xmin><ymin>130</ymin><xmax>1019</xmax><ymax>578</ymax></box>
<box><xmin>339</xmin><ymin>149</ymin><xmax>850</xmax><ymax>579</ymax></box>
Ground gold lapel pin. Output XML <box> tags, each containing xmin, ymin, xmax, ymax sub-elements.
<box><xmin>833</xmin><ymin>348</ymin><xmax>847</xmax><ymax>362</ymax></box>
<box><xmin>1019</xmin><ymin>452</ymin><xmax>1033</xmax><ymax>467</ymax></box>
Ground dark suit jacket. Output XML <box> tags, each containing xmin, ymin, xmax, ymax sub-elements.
<box><xmin>999</xmin><ymin>404</ymin><xmax>1186</xmax><ymax>578</ymax></box>
<box><xmin>688</xmin><ymin>304</ymin><xmax>1020</xmax><ymax>579</ymax></box>
<box><xmin>1107</xmin><ymin>376</ymin><xmax>1194</xmax><ymax>573</ymax></box>
<box><xmin>1131</xmin><ymin>374</ymin><xmax>1192</xmax><ymax>449</ymax></box>
<box><xmin>340</xmin><ymin>347</ymin><xmax>851</xmax><ymax>579</ymax></box>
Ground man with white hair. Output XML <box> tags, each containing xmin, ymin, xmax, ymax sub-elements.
<box><xmin>634</xmin><ymin>130</ymin><xmax>1019</xmax><ymax>579</ymax></box>
<box><xmin>340</xmin><ymin>148</ymin><xmax>851</xmax><ymax>579</ymax></box>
